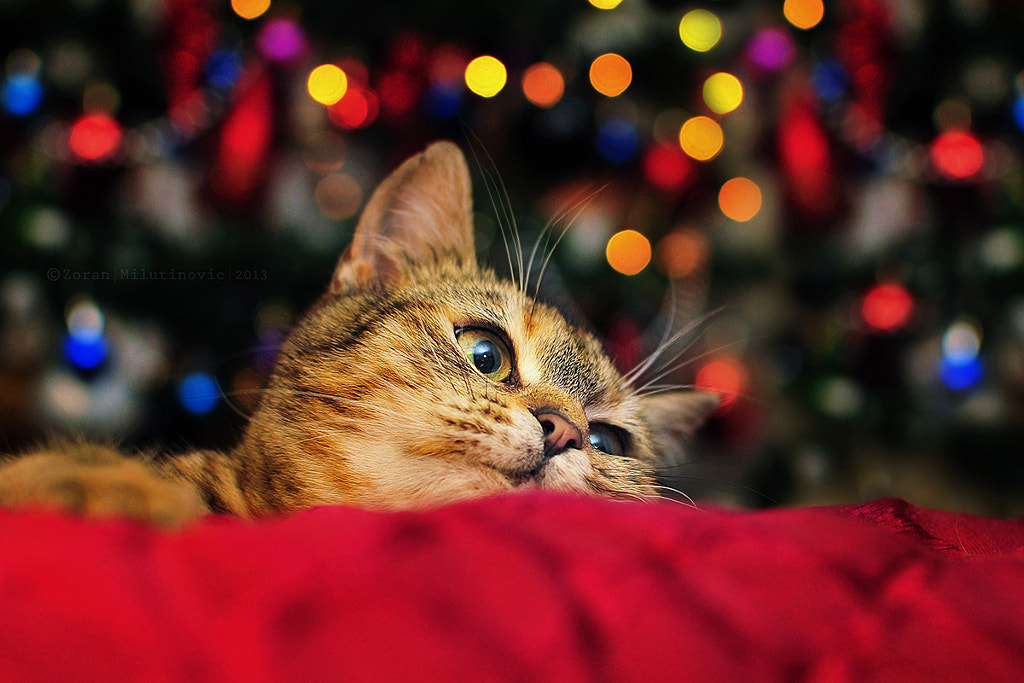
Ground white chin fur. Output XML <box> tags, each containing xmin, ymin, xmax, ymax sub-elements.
<box><xmin>536</xmin><ymin>449</ymin><xmax>590</xmax><ymax>492</ymax></box>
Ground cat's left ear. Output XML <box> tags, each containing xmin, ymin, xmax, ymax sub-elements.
<box><xmin>331</xmin><ymin>141</ymin><xmax>477</xmax><ymax>293</ymax></box>
<box><xmin>639</xmin><ymin>391</ymin><xmax>719</xmax><ymax>464</ymax></box>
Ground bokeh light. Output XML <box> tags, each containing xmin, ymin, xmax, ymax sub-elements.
<box><xmin>465</xmin><ymin>55</ymin><xmax>507</xmax><ymax>97</ymax></box>
<box><xmin>656</xmin><ymin>229</ymin><xmax>709</xmax><ymax>279</ymax></box>
<box><xmin>939</xmin><ymin>318</ymin><xmax>984</xmax><ymax>390</ymax></box>
<box><xmin>930</xmin><ymin>130</ymin><xmax>985</xmax><ymax>181</ymax></box>
<box><xmin>314</xmin><ymin>173</ymin><xmax>363</xmax><ymax>220</ymax></box>
<box><xmin>703</xmin><ymin>72</ymin><xmax>743</xmax><ymax>114</ymax></box>
<box><xmin>206</xmin><ymin>49</ymin><xmax>244</xmax><ymax>91</ymax></box>
<box><xmin>2</xmin><ymin>74</ymin><xmax>43</xmax><ymax>116</ymax></box>
<box><xmin>811</xmin><ymin>60</ymin><xmax>847</xmax><ymax>104</ymax></box>
<box><xmin>231</xmin><ymin>0</ymin><xmax>270</xmax><ymax>20</ymax></box>
<box><xmin>679</xmin><ymin>10</ymin><xmax>722</xmax><ymax>52</ymax></box>
<box><xmin>942</xmin><ymin>318</ymin><xmax>982</xmax><ymax>363</ymax></box>
<box><xmin>588</xmin><ymin>0</ymin><xmax>622</xmax><ymax>8</ymax></box>
<box><xmin>63</xmin><ymin>298</ymin><xmax>107</xmax><ymax>372</ymax></box>
<box><xmin>1012</xmin><ymin>94</ymin><xmax>1024</xmax><ymax>133</ymax></box>
<box><xmin>307</xmin><ymin>64</ymin><xmax>348</xmax><ymax>105</ymax></box>
<box><xmin>695</xmin><ymin>356</ymin><xmax>748</xmax><ymax>412</ymax></box>
<box><xmin>861</xmin><ymin>283</ymin><xmax>914</xmax><ymax>333</ymax></box>
<box><xmin>718</xmin><ymin>177</ymin><xmax>762</xmax><ymax>221</ymax></box>
<box><xmin>328</xmin><ymin>87</ymin><xmax>379</xmax><ymax>129</ymax></box>
<box><xmin>178</xmin><ymin>372</ymin><xmax>220</xmax><ymax>416</ymax></box>
<box><xmin>424</xmin><ymin>81</ymin><xmax>463</xmax><ymax>119</ymax></box>
<box><xmin>68</xmin><ymin>113</ymin><xmax>122</xmax><ymax>163</ymax></box>
<box><xmin>642</xmin><ymin>144</ymin><xmax>697</xmax><ymax>194</ymax></box>
<box><xmin>679</xmin><ymin>115</ymin><xmax>724</xmax><ymax>161</ymax></box>
<box><xmin>606</xmin><ymin>229</ymin><xmax>652</xmax><ymax>276</ymax></box>
<box><xmin>255</xmin><ymin>18</ymin><xmax>306</xmax><ymax>63</ymax></box>
<box><xmin>589</xmin><ymin>53</ymin><xmax>632</xmax><ymax>97</ymax></box>
<box><xmin>784</xmin><ymin>0</ymin><xmax>825</xmax><ymax>30</ymax></box>
<box><xmin>522</xmin><ymin>62</ymin><xmax>565</xmax><ymax>108</ymax></box>
<box><xmin>595</xmin><ymin>119</ymin><xmax>639</xmax><ymax>163</ymax></box>
<box><xmin>3</xmin><ymin>50</ymin><xmax>43</xmax><ymax>117</ymax></box>
<box><xmin>746</xmin><ymin>27</ymin><xmax>796</xmax><ymax>73</ymax></box>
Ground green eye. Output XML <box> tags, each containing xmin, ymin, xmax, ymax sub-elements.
<box><xmin>455</xmin><ymin>328</ymin><xmax>514</xmax><ymax>382</ymax></box>
<box><xmin>588</xmin><ymin>423</ymin><xmax>627</xmax><ymax>457</ymax></box>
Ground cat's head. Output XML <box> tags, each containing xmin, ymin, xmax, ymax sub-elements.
<box><xmin>238</xmin><ymin>142</ymin><xmax>717</xmax><ymax>511</ymax></box>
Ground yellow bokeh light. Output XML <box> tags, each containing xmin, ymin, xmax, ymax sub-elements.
<box><xmin>606</xmin><ymin>229</ymin><xmax>652</xmax><ymax>276</ymax></box>
<box><xmin>522</xmin><ymin>62</ymin><xmax>565</xmax><ymax>108</ymax></box>
<box><xmin>465</xmin><ymin>56</ymin><xmax>507</xmax><ymax>98</ymax></box>
<box><xmin>718</xmin><ymin>177</ymin><xmax>762</xmax><ymax>222</ymax></box>
<box><xmin>588</xmin><ymin>0</ymin><xmax>623</xmax><ymax>8</ymax></box>
<box><xmin>679</xmin><ymin>10</ymin><xmax>722</xmax><ymax>52</ymax></box>
<box><xmin>784</xmin><ymin>0</ymin><xmax>825</xmax><ymax>30</ymax></box>
<box><xmin>679</xmin><ymin>116</ymin><xmax>724</xmax><ymax>161</ymax></box>
<box><xmin>231</xmin><ymin>0</ymin><xmax>271</xmax><ymax>20</ymax></box>
<box><xmin>703</xmin><ymin>72</ymin><xmax>743</xmax><ymax>114</ymax></box>
<box><xmin>589</xmin><ymin>53</ymin><xmax>632</xmax><ymax>97</ymax></box>
<box><xmin>307</xmin><ymin>64</ymin><xmax>348</xmax><ymax>106</ymax></box>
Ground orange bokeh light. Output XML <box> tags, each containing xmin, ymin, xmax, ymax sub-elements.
<box><xmin>656</xmin><ymin>229</ymin><xmax>709</xmax><ymax>279</ymax></box>
<box><xmin>718</xmin><ymin>177</ymin><xmax>762</xmax><ymax>221</ymax></box>
<box><xmin>522</xmin><ymin>62</ymin><xmax>565</xmax><ymax>108</ymax></box>
<box><xmin>784</xmin><ymin>0</ymin><xmax>825</xmax><ymax>30</ymax></box>
<box><xmin>589</xmin><ymin>53</ymin><xmax>632</xmax><ymax>97</ymax></box>
<box><xmin>606</xmin><ymin>229</ymin><xmax>652</xmax><ymax>275</ymax></box>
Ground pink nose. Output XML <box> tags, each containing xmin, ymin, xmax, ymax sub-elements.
<box><xmin>535</xmin><ymin>412</ymin><xmax>583</xmax><ymax>457</ymax></box>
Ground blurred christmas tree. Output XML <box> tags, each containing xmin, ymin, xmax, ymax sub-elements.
<box><xmin>1</xmin><ymin>0</ymin><xmax>1022</xmax><ymax>513</ymax></box>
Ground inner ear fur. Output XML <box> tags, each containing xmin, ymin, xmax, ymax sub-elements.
<box><xmin>331</xmin><ymin>141</ymin><xmax>477</xmax><ymax>293</ymax></box>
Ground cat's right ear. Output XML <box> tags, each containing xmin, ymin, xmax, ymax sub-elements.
<box><xmin>331</xmin><ymin>141</ymin><xmax>477</xmax><ymax>293</ymax></box>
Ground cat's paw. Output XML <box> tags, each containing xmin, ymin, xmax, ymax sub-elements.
<box><xmin>0</xmin><ymin>445</ymin><xmax>206</xmax><ymax>529</ymax></box>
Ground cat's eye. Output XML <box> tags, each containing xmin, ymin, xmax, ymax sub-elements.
<box><xmin>455</xmin><ymin>327</ymin><xmax>514</xmax><ymax>382</ymax></box>
<box><xmin>588</xmin><ymin>423</ymin><xmax>627</xmax><ymax>457</ymax></box>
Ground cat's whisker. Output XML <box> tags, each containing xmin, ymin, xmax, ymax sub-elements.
<box><xmin>529</xmin><ymin>185</ymin><xmax>607</xmax><ymax>304</ymax></box>
<box><xmin>465</xmin><ymin>138</ymin><xmax>523</xmax><ymax>290</ymax></box>
<box><xmin>620</xmin><ymin>305</ymin><xmax>722</xmax><ymax>389</ymax></box>
<box><xmin>644</xmin><ymin>484</ymin><xmax>701</xmax><ymax>509</ymax></box>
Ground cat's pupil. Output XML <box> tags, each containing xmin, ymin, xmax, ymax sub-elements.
<box><xmin>471</xmin><ymin>340</ymin><xmax>501</xmax><ymax>375</ymax></box>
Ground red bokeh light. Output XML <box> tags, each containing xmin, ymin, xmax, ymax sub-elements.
<box><xmin>328</xmin><ymin>87</ymin><xmax>380</xmax><ymax>129</ymax></box>
<box><xmin>642</xmin><ymin>144</ymin><xmax>697</xmax><ymax>194</ymax></box>
<box><xmin>210</xmin><ymin>71</ymin><xmax>273</xmax><ymax>203</ymax></box>
<box><xmin>695</xmin><ymin>356</ymin><xmax>748</xmax><ymax>412</ymax></box>
<box><xmin>68</xmin><ymin>113</ymin><xmax>123</xmax><ymax>163</ymax></box>
<box><xmin>930</xmin><ymin>130</ymin><xmax>984</xmax><ymax>182</ymax></box>
<box><xmin>861</xmin><ymin>283</ymin><xmax>915</xmax><ymax>332</ymax></box>
<box><xmin>777</xmin><ymin>93</ymin><xmax>838</xmax><ymax>218</ymax></box>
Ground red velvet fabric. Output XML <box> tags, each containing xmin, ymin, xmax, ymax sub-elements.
<box><xmin>1</xmin><ymin>494</ymin><xmax>1022</xmax><ymax>681</ymax></box>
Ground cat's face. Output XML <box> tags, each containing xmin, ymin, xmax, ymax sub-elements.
<box><xmin>237</xmin><ymin>142</ymin><xmax>716</xmax><ymax>512</ymax></box>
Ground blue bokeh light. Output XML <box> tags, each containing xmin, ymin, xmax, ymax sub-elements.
<box><xmin>63</xmin><ymin>333</ymin><xmax>107</xmax><ymax>370</ymax></box>
<box><xmin>596</xmin><ymin>119</ymin><xmax>639</xmax><ymax>164</ymax></box>
<box><xmin>939</xmin><ymin>355</ymin><xmax>983</xmax><ymax>391</ymax></box>
<box><xmin>2</xmin><ymin>74</ymin><xmax>44</xmax><ymax>116</ymax></box>
<box><xmin>1011</xmin><ymin>95</ymin><xmax>1024</xmax><ymax>134</ymax></box>
<box><xmin>810</xmin><ymin>60</ymin><xmax>847</xmax><ymax>105</ymax></box>
<box><xmin>178</xmin><ymin>372</ymin><xmax>220</xmax><ymax>415</ymax></box>
<box><xmin>423</xmin><ymin>81</ymin><xmax>462</xmax><ymax>120</ymax></box>
<box><xmin>206</xmin><ymin>49</ymin><xmax>244</xmax><ymax>91</ymax></box>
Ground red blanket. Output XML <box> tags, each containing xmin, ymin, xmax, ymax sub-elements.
<box><xmin>1</xmin><ymin>494</ymin><xmax>1022</xmax><ymax>681</ymax></box>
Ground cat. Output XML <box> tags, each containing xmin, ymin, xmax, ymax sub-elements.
<box><xmin>0</xmin><ymin>142</ymin><xmax>718</xmax><ymax>527</ymax></box>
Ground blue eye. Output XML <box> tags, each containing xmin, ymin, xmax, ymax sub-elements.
<box><xmin>455</xmin><ymin>328</ymin><xmax>513</xmax><ymax>382</ymax></box>
<box><xmin>588</xmin><ymin>423</ymin><xmax>626</xmax><ymax>457</ymax></box>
